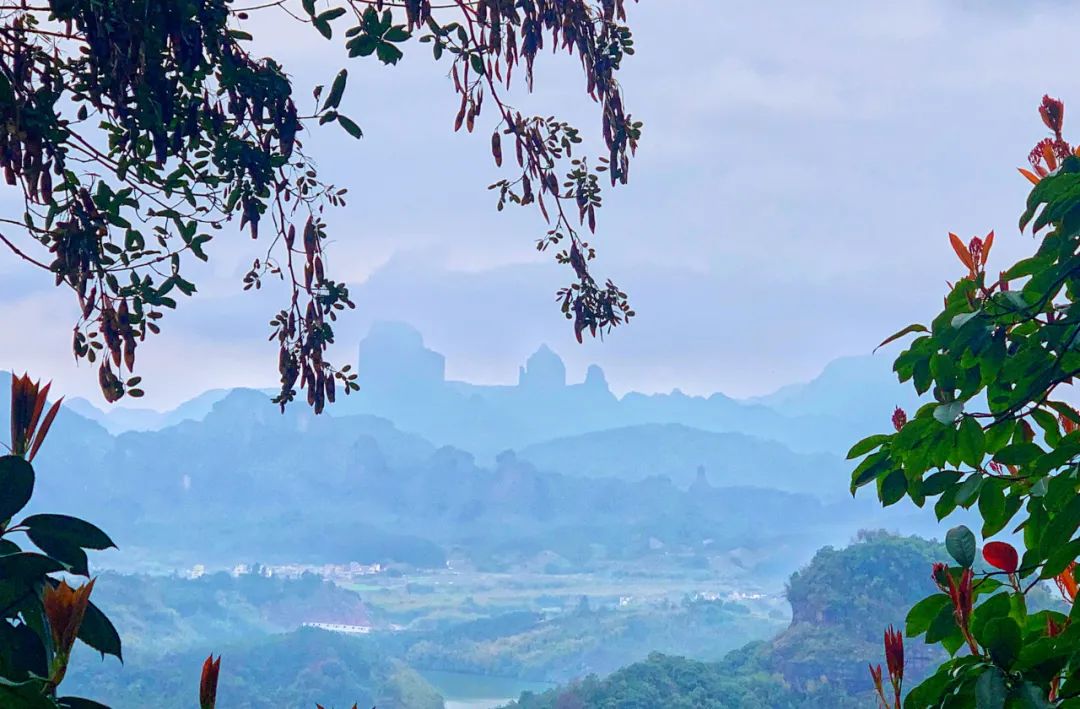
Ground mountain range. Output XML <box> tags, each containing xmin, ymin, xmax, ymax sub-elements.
<box><xmin>3</xmin><ymin>321</ymin><xmax>943</xmax><ymax>573</ymax></box>
<box><xmin>66</xmin><ymin>321</ymin><xmax>914</xmax><ymax>458</ymax></box>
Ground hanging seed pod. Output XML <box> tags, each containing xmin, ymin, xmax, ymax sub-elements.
<box><xmin>302</xmin><ymin>218</ymin><xmax>316</xmax><ymax>260</ymax></box>
<box><xmin>39</xmin><ymin>165</ymin><xmax>52</xmax><ymax>203</ymax></box>
<box><xmin>491</xmin><ymin>131</ymin><xmax>502</xmax><ymax>166</ymax></box>
<box><xmin>123</xmin><ymin>332</ymin><xmax>136</xmax><ymax>371</ymax></box>
<box><xmin>454</xmin><ymin>94</ymin><xmax>467</xmax><ymax>132</ymax></box>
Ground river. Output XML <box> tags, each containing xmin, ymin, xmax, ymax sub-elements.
<box><xmin>420</xmin><ymin>669</ymin><xmax>555</xmax><ymax>709</ymax></box>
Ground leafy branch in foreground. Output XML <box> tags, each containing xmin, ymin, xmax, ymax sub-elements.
<box><xmin>0</xmin><ymin>375</ymin><xmax>121</xmax><ymax>707</ymax></box>
<box><xmin>854</xmin><ymin>95</ymin><xmax>1080</xmax><ymax>706</ymax></box>
<box><xmin>0</xmin><ymin>0</ymin><xmax>642</xmax><ymax>410</ymax></box>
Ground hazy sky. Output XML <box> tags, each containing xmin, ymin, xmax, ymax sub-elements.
<box><xmin>3</xmin><ymin>1</ymin><xmax>1079</xmax><ymax>408</ymax></box>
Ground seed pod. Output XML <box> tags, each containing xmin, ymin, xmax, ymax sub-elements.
<box><xmin>302</xmin><ymin>218</ymin><xmax>316</xmax><ymax>260</ymax></box>
<box><xmin>81</xmin><ymin>286</ymin><xmax>96</xmax><ymax>319</ymax></box>
<box><xmin>123</xmin><ymin>333</ymin><xmax>136</xmax><ymax>371</ymax></box>
<box><xmin>39</xmin><ymin>167</ymin><xmax>52</xmax><ymax>203</ymax></box>
<box><xmin>491</xmin><ymin>131</ymin><xmax>502</xmax><ymax>167</ymax></box>
<box><xmin>454</xmin><ymin>95</ymin><xmax>467</xmax><ymax>132</ymax></box>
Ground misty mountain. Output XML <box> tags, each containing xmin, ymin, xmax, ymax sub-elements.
<box><xmin>323</xmin><ymin>322</ymin><xmax>890</xmax><ymax>458</ymax></box>
<box><xmin>4</xmin><ymin>375</ymin><xmax>942</xmax><ymax>574</ymax></box>
<box><xmin>750</xmin><ymin>354</ymin><xmax>922</xmax><ymax>428</ymax></box>
<box><xmin>516</xmin><ymin>423</ymin><xmax>844</xmax><ymax>495</ymax></box>
<box><xmin>65</xmin><ymin>322</ymin><xmax>911</xmax><ymax>461</ymax></box>
<box><xmin>66</xmin><ymin>388</ymin><xmax>230</xmax><ymax>434</ymax></box>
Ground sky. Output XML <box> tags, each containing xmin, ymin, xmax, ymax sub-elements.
<box><xmin>3</xmin><ymin>0</ymin><xmax>1080</xmax><ymax>408</ymax></box>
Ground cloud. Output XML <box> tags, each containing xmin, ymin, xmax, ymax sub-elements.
<box><xmin>4</xmin><ymin>1</ymin><xmax>1080</xmax><ymax>407</ymax></box>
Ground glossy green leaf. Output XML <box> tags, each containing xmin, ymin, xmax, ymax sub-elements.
<box><xmin>21</xmin><ymin>514</ymin><xmax>115</xmax><ymax>550</ymax></box>
<box><xmin>982</xmin><ymin>617</ymin><xmax>1021</xmax><ymax>669</ymax></box>
<box><xmin>993</xmin><ymin>442</ymin><xmax>1044</xmax><ymax>466</ymax></box>
<box><xmin>0</xmin><ymin>456</ymin><xmax>34</xmax><ymax>523</ymax></box>
<box><xmin>1011</xmin><ymin>681</ymin><xmax>1050</xmax><ymax>708</ymax></box>
<box><xmin>323</xmin><ymin>69</ymin><xmax>347</xmax><ymax>111</ymax></box>
<box><xmin>925</xmin><ymin>601</ymin><xmax>959</xmax><ymax>644</ymax></box>
<box><xmin>77</xmin><ymin>597</ymin><xmax>123</xmax><ymax>661</ymax></box>
<box><xmin>974</xmin><ymin>667</ymin><xmax>1006</xmax><ymax>709</ymax></box>
<box><xmin>906</xmin><ymin>594</ymin><xmax>951</xmax><ymax>637</ymax></box>
<box><xmin>847</xmin><ymin>434</ymin><xmax>889</xmax><ymax>460</ymax></box>
<box><xmin>946</xmin><ymin>525</ymin><xmax>977</xmax><ymax>567</ymax></box>
<box><xmin>59</xmin><ymin>698</ymin><xmax>112</xmax><ymax>709</ymax></box>
<box><xmin>876</xmin><ymin>323</ymin><xmax>929</xmax><ymax>352</ymax></box>
<box><xmin>934</xmin><ymin>401</ymin><xmax>964</xmax><ymax>425</ymax></box>
<box><xmin>958</xmin><ymin>417</ymin><xmax>985</xmax><ymax>467</ymax></box>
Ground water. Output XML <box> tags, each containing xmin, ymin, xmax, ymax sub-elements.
<box><xmin>420</xmin><ymin>669</ymin><xmax>555</xmax><ymax>709</ymax></box>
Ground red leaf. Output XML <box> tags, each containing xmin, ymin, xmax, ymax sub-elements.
<box><xmin>28</xmin><ymin>397</ymin><xmax>63</xmax><ymax>463</ymax></box>
<box><xmin>983</xmin><ymin>541</ymin><xmax>1019</xmax><ymax>573</ymax></box>
<box><xmin>1017</xmin><ymin>167</ymin><xmax>1041</xmax><ymax>185</ymax></box>
<box><xmin>949</xmin><ymin>232</ymin><xmax>974</xmax><ymax>270</ymax></box>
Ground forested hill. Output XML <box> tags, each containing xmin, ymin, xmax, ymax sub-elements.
<box><xmin>504</xmin><ymin>532</ymin><xmax>951</xmax><ymax>708</ymax></box>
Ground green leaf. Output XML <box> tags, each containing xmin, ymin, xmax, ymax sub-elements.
<box><xmin>978</xmin><ymin>479</ymin><xmax>1007</xmax><ymax>538</ymax></box>
<box><xmin>982</xmin><ymin>617</ymin><xmax>1021</xmax><ymax>669</ymax></box>
<box><xmin>0</xmin><ymin>551</ymin><xmax>63</xmax><ymax>582</ymax></box>
<box><xmin>336</xmin><ymin>114</ymin><xmax>364</xmax><ymax>140</ymax></box>
<box><xmin>77</xmin><ymin>597</ymin><xmax>123</xmax><ymax>661</ymax></box>
<box><xmin>0</xmin><ymin>678</ymin><xmax>57</xmax><ymax>708</ymax></box>
<box><xmin>954</xmin><ymin>475</ymin><xmax>983</xmax><ymax>508</ymax></box>
<box><xmin>36</xmin><ymin>540</ymin><xmax>88</xmax><ymax>576</ymax></box>
<box><xmin>22</xmin><ymin>514</ymin><xmax>115</xmax><ymax>550</ymax></box>
<box><xmin>922</xmin><ymin>470</ymin><xmax>963</xmax><ymax>496</ymax></box>
<box><xmin>323</xmin><ymin>69</ymin><xmax>348</xmax><ymax>111</ymax></box>
<box><xmin>347</xmin><ymin>34</ymin><xmax>379</xmax><ymax>57</ymax></box>
<box><xmin>878</xmin><ymin>469</ymin><xmax>907</xmax><ymax>506</ymax></box>
<box><xmin>59</xmin><ymin>698</ymin><xmax>113</xmax><ymax>709</ymax></box>
<box><xmin>847</xmin><ymin>434</ymin><xmax>889</xmax><ymax>460</ymax></box>
<box><xmin>906</xmin><ymin>594</ymin><xmax>951</xmax><ymax>637</ymax></box>
<box><xmin>376</xmin><ymin>41</ymin><xmax>404</xmax><ymax>65</ymax></box>
<box><xmin>469</xmin><ymin>52</ymin><xmax>485</xmax><ymax>75</ymax></box>
<box><xmin>850</xmin><ymin>451</ymin><xmax>889</xmax><ymax>493</ymax></box>
<box><xmin>958</xmin><ymin>417</ymin><xmax>986</xmax><ymax>467</ymax></box>
<box><xmin>934</xmin><ymin>401</ymin><xmax>964</xmax><ymax>424</ymax></box>
<box><xmin>1041</xmin><ymin>538</ymin><xmax>1080</xmax><ymax>579</ymax></box>
<box><xmin>971</xmin><ymin>592</ymin><xmax>1011</xmax><ymax>647</ymax></box>
<box><xmin>974</xmin><ymin>667</ymin><xmax>1007</xmax><ymax>709</ymax></box>
<box><xmin>1011</xmin><ymin>681</ymin><xmax>1050</xmax><ymax>708</ymax></box>
<box><xmin>1039</xmin><ymin>494</ymin><xmax>1080</xmax><ymax>562</ymax></box>
<box><xmin>0</xmin><ymin>455</ymin><xmax>34</xmax><ymax>523</ymax></box>
<box><xmin>904</xmin><ymin>669</ymin><xmax>952</xmax><ymax>708</ymax></box>
<box><xmin>946</xmin><ymin>525</ymin><xmax>977</xmax><ymax>567</ymax></box>
<box><xmin>316</xmin><ymin>7</ymin><xmax>346</xmax><ymax>22</ymax></box>
<box><xmin>993</xmin><ymin>442</ymin><xmax>1043</xmax><ymax>465</ymax></box>
<box><xmin>925</xmin><ymin>600</ymin><xmax>960</xmax><ymax>644</ymax></box>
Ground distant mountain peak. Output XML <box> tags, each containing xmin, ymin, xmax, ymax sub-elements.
<box><xmin>518</xmin><ymin>344</ymin><xmax>566</xmax><ymax>389</ymax></box>
<box><xmin>582</xmin><ymin>364</ymin><xmax>609</xmax><ymax>392</ymax></box>
<box><xmin>358</xmin><ymin>320</ymin><xmax>446</xmax><ymax>389</ymax></box>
